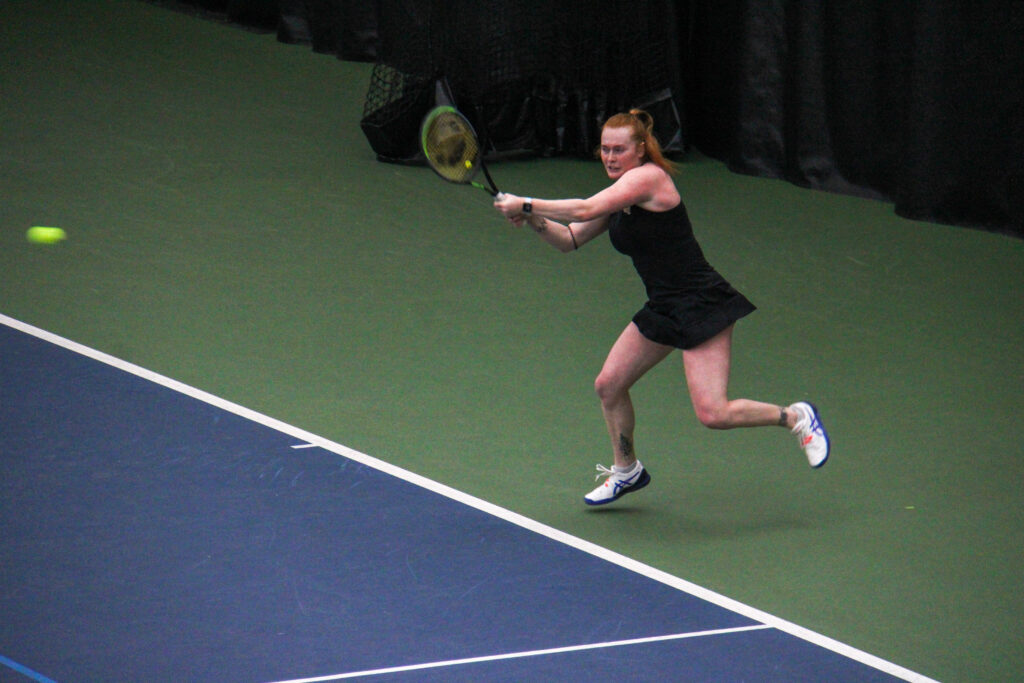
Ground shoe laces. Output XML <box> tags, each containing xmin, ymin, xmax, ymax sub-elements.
<box><xmin>791</xmin><ymin>409</ymin><xmax>822</xmax><ymax>445</ymax></box>
<box><xmin>791</xmin><ymin>407</ymin><xmax>811</xmax><ymax>435</ymax></box>
<box><xmin>594</xmin><ymin>464</ymin><xmax>615</xmax><ymax>481</ymax></box>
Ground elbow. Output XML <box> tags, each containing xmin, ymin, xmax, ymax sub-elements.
<box><xmin>559</xmin><ymin>227</ymin><xmax>580</xmax><ymax>253</ymax></box>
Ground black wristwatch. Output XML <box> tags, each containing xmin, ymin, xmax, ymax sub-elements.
<box><xmin>522</xmin><ymin>198</ymin><xmax>533</xmax><ymax>214</ymax></box>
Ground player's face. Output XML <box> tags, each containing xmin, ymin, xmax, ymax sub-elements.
<box><xmin>600</xmin><ymin>126</ymin><xmax>644</xmax><ymax>179</ymax></box>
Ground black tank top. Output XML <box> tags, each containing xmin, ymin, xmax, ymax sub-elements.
<box><xmin>608</xmin><ymin>202</ymin><xmax>726</xmax><ymax>301</ymax></box>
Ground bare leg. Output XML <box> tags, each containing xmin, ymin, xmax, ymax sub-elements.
<box><xmin>594</xmin><ymin>323</ymin><xmax>673</xmax><ymax>468</ymax></box>
<box><xmin>682</xmin><ymin>325</ymin><xmax>796</xmax><ymax>429</ymax></box>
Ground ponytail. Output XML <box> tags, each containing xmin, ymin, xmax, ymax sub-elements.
<box><xmin>602</xmin><ymin>109</ymin><xmax>678</xmax><ymax>175</ymax></box>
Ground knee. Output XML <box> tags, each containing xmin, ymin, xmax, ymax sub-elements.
<box><xmin>594</xmin><ymin>371</ymin><xmax>623</xmax><ymax>405</ymax></box>
<box><xmin>694</xmin><ymin>402</ymin><xmax>730</xmax><ymax>430</ymax></box>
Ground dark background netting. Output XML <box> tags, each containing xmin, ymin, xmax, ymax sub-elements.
<box><xmin>359</xmin><ymin>1</ymin><xmax>684</xmax><ymax>162</ymax></box>
<box><xmin>144</xmin><ymin>0</ymin><xmax>1022</xmax><ymax>237</ymax></box>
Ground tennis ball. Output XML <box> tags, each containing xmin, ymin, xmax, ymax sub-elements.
<box><xmin>26</xmin><ymin>226</ymin><xmax>67</xmax><ymax>244</ymax></box>
<box><xmin>465</xmin><ymin>160</ymin><xmax>473</xmax><ymax>169</ymax></box>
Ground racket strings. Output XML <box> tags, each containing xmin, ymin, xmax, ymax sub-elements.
<box><xmin>423</xmin><ymin>112</ymin><xmax>481</xmax><ymax>183</ymax></box>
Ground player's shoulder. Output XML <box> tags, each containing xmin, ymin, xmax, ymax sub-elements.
<box><xmin>630</xmin><ymin>163</ymin><xmax>680</xmax><ymax>209</ymax></box>
<box><xmin>623</xmin><ymin>162</ymin><xmax>672</xmax><ymax>183</ymax></box>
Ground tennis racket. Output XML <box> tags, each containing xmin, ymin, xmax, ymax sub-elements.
<box><xmin>420</xmin><ymin>105</ymin><xmax>500</xmax><ymax>196</ymax></box>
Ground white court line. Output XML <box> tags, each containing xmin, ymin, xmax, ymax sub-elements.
<box><xmin>0</xmin><ymin>314</ymin><xmax>938</xmax><ymax>683</ymax></box>
<box><xmin>264</xmin><ymin>625</ymin><xmax>774</xmax><ymax>682</ymax></box>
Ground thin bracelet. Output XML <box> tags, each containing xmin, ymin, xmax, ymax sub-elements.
<box><xmin>566</xmin><ymin>224</ymin><xmax>579</xmax><ymax>250</ymax></box>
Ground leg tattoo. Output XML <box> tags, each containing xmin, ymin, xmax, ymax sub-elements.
<box><xmin>619</xmin><ymin>433</ymin><xmax>635</xmax><ymax>462</ymax></box>
<box><xmin>778</xmin><ymin>407</ymin><xmax>789</xmax><ymax>427</ymax></box>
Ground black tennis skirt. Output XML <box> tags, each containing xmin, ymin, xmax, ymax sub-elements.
<box><xmin>632</xmin><ymin>282</ymin><xmax>756</xmax><ymax>350</ymax></box>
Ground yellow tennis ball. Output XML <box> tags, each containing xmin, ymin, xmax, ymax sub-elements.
<box><xmin>465</xmin><ymin>160</ymin><xmax>473</xmax><ymax>169</ymax></box>
<box><xmin>26</xmin><ymin>226</ymin><xmax>67</xmax><ymax>244</ymax></box>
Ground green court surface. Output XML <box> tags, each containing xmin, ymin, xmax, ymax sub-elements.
<box><xmin>2</xmin><ymin>2</ymin><xmax>1022</xmax><ymax>681</ymax></box>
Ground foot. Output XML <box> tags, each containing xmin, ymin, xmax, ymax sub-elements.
<box><xmin>790</xmin><ymin>402</ymin><xmax>830</xmax><ymax>468</ymax></box>
<box><xmin>584</xmin><ymin>462</ymin><xmax>651</xmax><ymax>505</ymax></box>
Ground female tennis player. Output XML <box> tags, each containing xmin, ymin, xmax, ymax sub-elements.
<box><xmin>494</xmin><ymin>109</ymin><xmax>830</xmax><ymax>505</ymax></box>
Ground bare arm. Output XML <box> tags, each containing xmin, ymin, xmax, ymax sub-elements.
<box><xmin>494</xmin><ymin>164</ymin><xmax>672</xmax><ymax>222</ymax></box>
<box><xmin>494</xmin><ymin>163</ymin><xmax>678</xmax><ymax>252</ymax></box>
<box><xmin>520</xmin><ymin>213</ymin><xmax>610</xmax><ymax>253</ymax></box>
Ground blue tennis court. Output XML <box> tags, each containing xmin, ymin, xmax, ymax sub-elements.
<box><xmin>1</xmin><ymin>316</ymin><xmax>933</xmax><ymax>682</ymax></box>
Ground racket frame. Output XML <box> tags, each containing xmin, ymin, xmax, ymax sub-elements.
<box><xmin>420</xmin><ymin>105</ymin><xmax>500</xmax><ymax>196</ymax></box>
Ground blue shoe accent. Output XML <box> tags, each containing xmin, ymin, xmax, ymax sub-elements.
<box><xmin>584</xmin><ymin>468</ymin><xmax>651</xmax><ymax>506</ymax></box>
<box><xmin>804</xmin><ymin>402</ymin><xmax>830</xmax><ymax>468</ymax></box>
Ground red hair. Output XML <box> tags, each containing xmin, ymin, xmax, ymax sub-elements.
<box><xmin>602</xmin><ymin>109</ymin><xmax>677</xmax><ymax>175</ymax></box>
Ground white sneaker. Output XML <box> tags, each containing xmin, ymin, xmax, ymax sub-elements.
<box><xmin>791</xmin><ymin>402</ymin><xmax>830</xmax><ymax>468</ymax></box>
<box><xmin>584</xmin><ymin>462</ymin><xmax>651</xmax><ymax>505</ymax></box>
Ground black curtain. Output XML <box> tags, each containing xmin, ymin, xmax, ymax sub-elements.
<box><xmin>143</xmin><ymin>0</ymin><xmax>379</xmax><ymax>62</ymax></box>
<box><xmin>276</xmin><ymin>0</ymin><xmax>377</xmax><ymax>61</ymax></box>
<box><xmin>685</xmin><ymin>0</ymin><xmax>1023</xmax><ymax>236</ymax></box>
<box><xmin>143</xmin><ymin>0</ymin><xmax>1022</xmax><ymax>237</ymax></box>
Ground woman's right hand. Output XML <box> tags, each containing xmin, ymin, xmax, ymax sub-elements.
<box><xmin>493</xmin><ymin>192</ymin><xmax>526</xmax><ymax>222</ymax></box>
